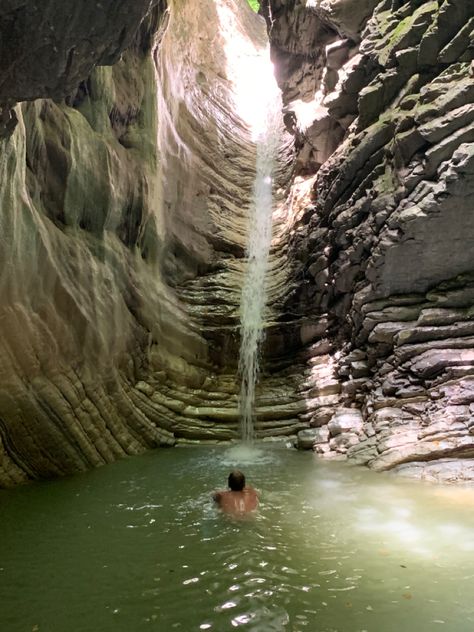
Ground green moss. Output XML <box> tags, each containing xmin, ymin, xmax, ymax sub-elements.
<box><xmin>375</xmin><ymin>165</ymin><xmax>397</xmax><ymax>194</ymax></box>
<box><xmin>246</xmin><ymin>0</ymin><xmax>259</xmax><ymax>12</ymax></box>
<box><xmin>378</xmin><ymin>1</ymin><xmax>438</xmax><ymax>66</ymax></box>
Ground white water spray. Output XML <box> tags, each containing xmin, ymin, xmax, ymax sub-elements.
<box><xmin>238</xmin><ymin>88</ymin><xmax>282</xmax><ymax>442</ymax></box>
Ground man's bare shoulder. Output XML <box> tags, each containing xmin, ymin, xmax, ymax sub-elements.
<box><xmin>212</xmin><ymin>490</ymin><xmax>224</xmax><ymax>503</ymax></box>
<box><xmin>244</xmin><ymin>485</ymin><xmax>258</xmax><ymax>494</ymax></box>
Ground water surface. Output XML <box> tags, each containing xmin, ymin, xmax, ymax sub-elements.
<box><xmin>1</xmin><ymin>446</ymin><xmax>474</xmax><ymax>631</ymax></box>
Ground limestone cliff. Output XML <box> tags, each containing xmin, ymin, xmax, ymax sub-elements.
<box><xmin>263</xmin><ymin>0</ymin><xmax>474</xmax><ymax>482</ymax></box>
<box><xmin>0</xmin><ymin>0</ymin><xmax>473</xmax><ymax>487</ymax></box>
<box><xmin>0</xmin><ymin>0</ymin><xmax>292</xmax><ymax>487</ymax></box>
<box><xmin>0</xmin><ymin>0</ymin><xmax>164</xmax><ymax>136</ymax></box>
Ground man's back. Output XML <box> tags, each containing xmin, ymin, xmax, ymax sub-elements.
<box><xmin>214</xmin><ymin>486</ymin><xmax>259</xmax><ymax>515</ymax></box>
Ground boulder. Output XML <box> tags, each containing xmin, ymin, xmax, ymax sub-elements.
<box><xmin>297</xmin><ymin>426</ymin><xmax>330</xmax><ymax>449</ymax></box>
<box><xmin>328</xmin><ymin>408</ymin><xmax>364</xmax><ymax>436</ymax></box>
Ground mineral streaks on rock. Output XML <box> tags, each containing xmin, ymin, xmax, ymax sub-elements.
<box><xmin>0</xmin><ymin>0</ymin><xmax>298</xmax><ymax>487</ymax></box>
<box><xmin>269</xmin><ymin>0</ymin><xmax>474</xmax><ymax>481</ymax></box>
<box><xmin>0</xmin><ymin>45</ymin><xmax>178</xmax><ymax>486</ymax></box>
<box><xmin>1</xmin><ymin>0</ymin><xmax>474</xmax><ymax>486</ymax></box>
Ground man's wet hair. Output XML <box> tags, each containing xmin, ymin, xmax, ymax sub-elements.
<box><xmin>228</xmin><ymin>469</ymin><xmax>245</xmax><ymax>491</ymax></box>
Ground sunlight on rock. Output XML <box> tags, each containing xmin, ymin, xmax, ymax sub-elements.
<box><xmin>0</xmin><ymin>1</ymin><xmax>474</xmax><ymax>630</ymax></box>
<box><xmin>216</xmin><ymin>0</ymin><xmax>280</xmax><ymax>139</ymax></box>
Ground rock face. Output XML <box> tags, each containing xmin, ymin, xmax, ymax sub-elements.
<box><xmin>0</xmin><ymin>0</ymin><xmax>295</xmax><ymax>487</ymax></box>
<box><xmin>0</xmin><ymin>1</ymin><xmax>165</xmax><ymax>102</ymax></box>
<box><xmin>0</xmin><ymin>9</ymin><xmax>173</xmax><ymax>486</ymax></box>
<box><xmin>0</xmin><ymin>0</ymin><xmax>164</xmax><ymax>137</ymax></box>
<box><xmin>265</xmin><ymin>0</ymin><xmax>474</xmax><ymax>481</ymax></box>
<box><xmin>0</xmin><ymin>0</ymin><xmax>473</xmax><ymax>487</ymax></box>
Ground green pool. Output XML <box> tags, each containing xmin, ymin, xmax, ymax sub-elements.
<box><xmin>1</xmin><ymin>445</ymin><xmax>474</xmax><ymax>631</ymax></box>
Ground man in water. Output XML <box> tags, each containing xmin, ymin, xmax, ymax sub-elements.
<box><xmin>213</xmin><ymin>470</ymin><xmax>259</xmax><ymax>514</ymax></box>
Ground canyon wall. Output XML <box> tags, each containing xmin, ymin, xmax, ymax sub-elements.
<box><xmin>264</xmin><ymin>0</ymin><xmax>474</xmax><ymax>482</ymax></box>
<box><xmin>0</xmin><ymin>0</ymin><xmax>473</xmax><ymax>486</ymax></box>
<box><xmin>0</xmin><ymin>0</ymin><xmax>294</xmax><ymax>487</ymax></box>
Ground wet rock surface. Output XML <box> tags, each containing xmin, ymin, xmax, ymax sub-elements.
<box><xmin>0</xmin><ymin>0</ymin><xmax>295</xmax><ymax>486</ymax></box>
<box><xmin>265</xmin><ymin>0</ymin><xmax>474</xmax><ymax>481</ymax></box>
<box><xmin>0</xmin><ymin>0</ymin><xmax>473</xmax><ymax>486</ymax></box>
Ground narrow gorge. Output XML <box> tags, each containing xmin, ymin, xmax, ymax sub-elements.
<box><xmin>0</xmin><ymin>0</ymin><xmax>473</xmax><ymax>487</ymax></box>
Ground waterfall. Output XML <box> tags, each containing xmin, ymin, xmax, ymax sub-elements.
<box><xmin>238</xmin><ymin>93</ymin><xmax>282</xmax><ymax>442</ymax></box>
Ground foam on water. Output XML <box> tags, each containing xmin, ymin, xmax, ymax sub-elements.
<box><xmin>218</xmin><ymin>444</ymin><xmax>282</xmax><ymax>467</ymax></box>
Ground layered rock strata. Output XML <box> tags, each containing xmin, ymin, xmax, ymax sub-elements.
<box><xmin>0</xmin><ymin>0</ymin><xmax>294</xmax><ymax>487</ymax></box>
<box><xmin>1</xmin><ymin>0</ymin><xmax>473</xmax><ymax>487</ymax></box>
<box><xmin>264</xmin><ymin>0</ymin><xmax>474</xmax><ymax>482</ymax></box>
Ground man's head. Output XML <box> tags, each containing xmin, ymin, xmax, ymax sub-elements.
<box><xmin>228</xmin><ymin>470</ymin><xmax>245</xmax><ymax>491</ymax></box>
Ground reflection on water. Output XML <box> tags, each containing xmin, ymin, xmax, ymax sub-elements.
<box><xmin>1</xmin><ymin>446</ymin><xmax>474</xmax><ymax>631</ymax></box>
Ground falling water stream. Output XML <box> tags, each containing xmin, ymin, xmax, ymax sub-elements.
<box><xmin>238</xmin><ymin>83</ymin><xmax>282</xmax><ymax>442</ymax></box>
